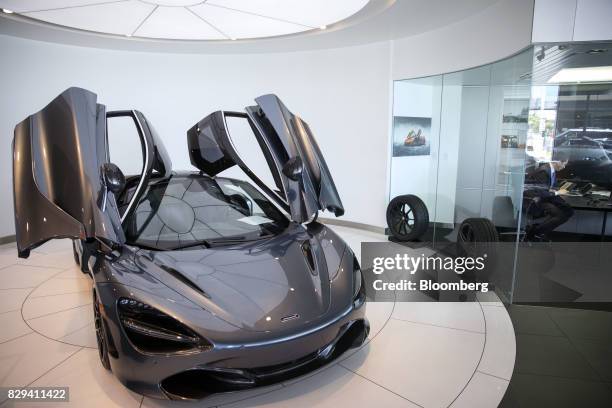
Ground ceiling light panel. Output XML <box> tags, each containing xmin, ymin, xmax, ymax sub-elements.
<box><xmin>135</xmin><ymin>6</ymin><xmax>226</xmax><ymax>39</ymax></box>
<box><xmin>206</xmin><ymin>0</ymin><xmax>369</xmax><ymax>28</ymax></box>
<box><xmin>0</xmin><ymin>1</ymin><xmax>117</xmax><ymax>13</ymax></box>
<box><xmin>23</xmin><ymin>1</ymin><xmax>155</xmax><ymax>36</ymax></box>
<box><xmin>191</xmin><ymin>3</ymin><xmax>310</xmax><ymax>39</ymax></box>
<box><xmin>142</xmin><ymin>1</ymin><xmax>203</xmax><ymax>6</ymax></box>
<box><xmin>0</xmin><ymin>0</ymin><xmax>371</xmax><ymax>40</ymax></box>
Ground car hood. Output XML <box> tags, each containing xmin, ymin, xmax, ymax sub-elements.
<box><xmin>137</xmin><ymin>223</ymin><xmax>346</xmax><ymax>333</ymax></box>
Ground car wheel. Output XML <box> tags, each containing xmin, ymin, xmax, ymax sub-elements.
<box><xmin>93</xmin><ymin>290</ymin><xmax>111</xmax><ymax>371</ymax></box>
<box><xmin>386</xmin><ymin>195</ymin><xmax>429</xmax><ymax>241</ymax></box>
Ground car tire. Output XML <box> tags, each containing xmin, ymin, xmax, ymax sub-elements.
<box><xmin>456</xmin><ymin>218</ymin><xmax>499</xmax><ymax>281</ymax></box>
<box><xmin>93</xmin><ymin>290</ymin><xmax>111</xmax><ymax>371</ymax></box>
<box><xmin>386</xmin><ymin>195</ymin><xmax>429</xmax><ymax>241</ymax></box>
<box><xmin>457</xmin><ymin>217</ymin><xmax>499</xmax><ymax>257</ymax></box>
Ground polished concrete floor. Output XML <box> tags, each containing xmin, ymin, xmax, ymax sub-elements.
<box><xmin>0</xmin><ymin>225</ymin><xmax>516</xmax><ymax>408</ymax></box>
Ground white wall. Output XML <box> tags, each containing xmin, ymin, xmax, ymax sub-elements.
<box><xmin>391</xmin><ymin>0</ymin><xmax>535</xmax><ymax>80</ymax></box>
<box><xmin>532</xmin><ymin>0</ymin><xmax>612</xmax><ymax>43</ymax></box>
<box><xmin>0</xmin><ymin>34</ymin><xmax>391</xmax><ymax>236</ymax></box>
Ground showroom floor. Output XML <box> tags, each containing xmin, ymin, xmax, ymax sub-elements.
<box><xmin>500</xmin><ymin>304</ymin><xmax>612</xmax><ymax>408</ymax></box>
<box><xmin>0</xmin><ymin>225</ymin><xmax>516</xmax><ymax>408</ymax></box>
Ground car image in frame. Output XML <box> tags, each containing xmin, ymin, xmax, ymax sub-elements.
<box><xmin>12</xmin><ymin>87</ymin><xmax>368</xmax><ymax>400</ymax></box>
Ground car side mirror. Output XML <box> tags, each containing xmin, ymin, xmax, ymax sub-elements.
<box><xmin>282</xmin><ymin>156</ymin><xmax>303</xmax><ymax>181</ymax></box>
<box><xmin>102</xmin><ymin>163</ymin><xmax>126</xmax><ymax>194</ymax></box>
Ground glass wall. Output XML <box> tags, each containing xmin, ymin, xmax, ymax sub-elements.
<box><xmin>390</xmin><ymin>42</ymin><xmax>612</xmax><ymax>304</ymax></box>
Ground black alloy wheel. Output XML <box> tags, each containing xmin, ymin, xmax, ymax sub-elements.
<box><xmin>93</xmin><ymin>290</ymin><xmax>111</xmax><ymax>371</ymax></box>
<box><xmin>386</xmin><ymin>194</ymin><xmax>429</xmax><ymax>241</ymax></box>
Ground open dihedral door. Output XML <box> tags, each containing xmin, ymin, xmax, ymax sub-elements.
<box><xmin>187</xmin><ymin>94</ymin><xmax>344</xmax><ymax>224</ymax></box>
<box><xmin>13</xmin><ymin>87</ymin><xmax>125</xmax><ymax>257</ymax></box>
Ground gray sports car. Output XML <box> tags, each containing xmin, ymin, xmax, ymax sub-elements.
<box><xmin>12</xmin><ymin>88</ymin><xmax>368</xmax><ymax>400</ymax></box>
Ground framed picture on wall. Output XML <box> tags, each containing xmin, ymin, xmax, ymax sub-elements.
<box><xmin>392</xmin><ymin>116</ymin><xmax>431</xmax><ymax>157</ymax></box>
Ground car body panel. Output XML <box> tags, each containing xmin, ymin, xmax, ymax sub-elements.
<box><xmin>187</xmin><ymin>111</ymin><xmax>288</xmax><ymax>213</ymax></box>
<box><xmin>247</xmin><ymin>94</ymin><xmax>344</xmax><ymax>223</ymax></box>
<box><xmin>136</xmin><ymin>221</ymin><xmax>347</xmax><ymax>335</ymax></box>
<box><xmin>188</xmin><ymin>95</ymin><xmax>344</xmax><ymax>224</ymax></box>
<box><xmin>13</xmin><ymin>87</ymin><xmax>125</xmax><ymax>256</ymax></box>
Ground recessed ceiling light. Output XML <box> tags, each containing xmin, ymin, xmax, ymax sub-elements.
<box><xmin>548</xmin><ymin>66</ymin><xmax>612</xmax><ymax>84</ymax></box>
<box><xmin>230</xmin><ymin>37</ymin><xmax>237</xmax><ymax>41</ymax></box>
<box><xmin>2</xmin><ymin>8</ymin><xmax>14</xmax><ymax>14</ymax></box>
<box><xmin>319</xmin><ymin>25</ymin><xmax>327</xmax><ymax>30</ymax></box>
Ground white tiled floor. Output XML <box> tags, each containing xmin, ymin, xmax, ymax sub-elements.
<box><xmin>0</xmin><ymin>225</ymin><xmax>516</xmax><ymax>408</ymax></box>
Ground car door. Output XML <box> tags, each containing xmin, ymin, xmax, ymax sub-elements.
<box><xmin>12</xmin><ymin>87</ymin><xmax>169</xmax><ymax>257</ymax></box>
<box><xmin>187</xmin><ymin>94</ymin><xmax>344</xmax><ymax>224</ymax></box>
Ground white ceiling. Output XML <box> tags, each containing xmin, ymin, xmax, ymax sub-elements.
<box><xmin>0</xmin><ymin>0</ymin><xmax>501</xmax><ymax>53</ymax></box>
<box><xmin>0</xmin><ymin>0</ymin><xmax>370</xmax><ymax>40</ymax></box>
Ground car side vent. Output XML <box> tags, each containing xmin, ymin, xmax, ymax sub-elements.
<box><xmin>158</xmin><ymin>264</ymin><xmax>210</xmax><ymax>299</ymax></box>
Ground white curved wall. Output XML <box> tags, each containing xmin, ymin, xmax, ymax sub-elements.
<box><xmin>0</xmin><ymin>34</ymin><xmax>392</xmax><ymax>237</ymax></box>
<box><xmin>391</xmin><ymin>0</ymin><xmax>534</xmax><ymax>80</ymax></box>
<box><xmin>0</xmin><ymin>0</ymin><xmax>535</xmax><ymax>238</ymax></box>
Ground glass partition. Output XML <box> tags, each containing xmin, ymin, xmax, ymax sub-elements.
<box><xmin>390</xmin><ymin>42</ymin><xmax>612</xmax><ymax>304</ymax></box>
<box><xmin>389</xmin><ymin>75</ymin><xmax>443</xmax><ymax>238</ymax></box>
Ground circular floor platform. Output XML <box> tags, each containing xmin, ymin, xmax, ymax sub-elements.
<box><xmin>0</xmin><ymin>225</ymin><xmax>516</xmax><ymax>408</ymax></box>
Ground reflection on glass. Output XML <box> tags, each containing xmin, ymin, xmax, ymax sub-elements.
<box><xmin>390</xmin><ymin>42</ymin><xmax>612</xmax><ymax>303</ymax></box>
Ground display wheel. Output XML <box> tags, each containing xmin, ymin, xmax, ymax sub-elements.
<box><xmin>386</xmin><ymin>194</ymin><xmax>429</xmax><ymax>241</ymax></box>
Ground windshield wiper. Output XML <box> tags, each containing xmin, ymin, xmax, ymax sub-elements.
<box><xmin>168</xmin><ymin>240</ymin><xmax>212</xmax><ymax>251</ymax></box>
<box><xmin>169</xmin><ymin>236</ymin><xmax>249</xmax><ymax>250</ymax></box>
<box><xmin>169</xmin><ymin>234</ymin><xmax>274</xmax><ymax>251</ymax></box>
<box><xmin>207</xmin><ymin>236</ymin><xmax>249</xmax><ymax>246</ymax></box>
<box><xmin>211</xmin><ymin>231</ymin><xmax>279</xmax><ymax>243</ymax></box>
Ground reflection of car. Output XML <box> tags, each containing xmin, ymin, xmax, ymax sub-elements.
<box><xmin>404</xmin><ymin>129</ymin><xmax>426</xmax><ymax>146</ymax></box>
<box><xmin>554</xmin><ymin>129</ymin><xmax>612</xmax><ymax>160</ymax></box>
<box><xmin>553</xmin><ymin>129</ymin><xmax>612</xmax><ymax>188</ymax></box>
<box><xmin>13</xmin><ymin>88</ymin><xmax>368</xmax><ymax>400</ymax></box>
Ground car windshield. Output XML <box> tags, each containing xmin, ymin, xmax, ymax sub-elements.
<box><xmin>123</xmin><ymin>174</ymin><xmax>289</xmax><ymax>250</ymax></box>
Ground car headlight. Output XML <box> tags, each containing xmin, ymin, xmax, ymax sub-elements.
<box><xmin>118</xmin><ymin>297</ymin><xmax>212</xmax><ymax>354</ymax></box>
<box><xmin>352</xmin><ymin>255</ymin><xmax>365</xmax><ymax>307</ymax></box>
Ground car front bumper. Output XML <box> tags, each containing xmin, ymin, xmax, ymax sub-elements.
<box><xmin>96</xmin><ymin>282</ymin><xmax>368</xmax><ymax>400</ymax></box>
